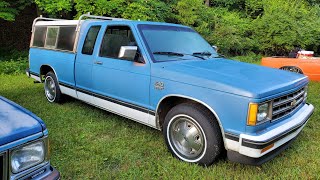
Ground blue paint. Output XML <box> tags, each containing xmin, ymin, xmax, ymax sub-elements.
<box><xmin>0</xmin><ymin>96</ymin><xmax>44</xmax><ymax>146</ymax></box>
<box><xmin>29</xmin><ymin>20</ymin><xmax>310</xmax><ymax>137</ymax></box>
<box><xmin>0</xmin><ymin>96</ymin><xmax>59</xmax><ymax>179</ymax></box>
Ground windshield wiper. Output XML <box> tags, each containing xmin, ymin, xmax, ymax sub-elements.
<box><xmin>211</xmin><ymin>54</ymin><xmax>225</xmax><ymax>58</ymax></box>
<box><xmin>153</xmin><ymin>51</ymin><xmax>184</xmax><ymax>57</ymax></box>
<box><xmin>193</xmin><ymin>52</ymin><xmax>212</xmax><ymax>56</ymax></box>
<box><xmin>153</xmin><ymin>51</ymin><xmax>206</xmax><ymax>60</ymax></box>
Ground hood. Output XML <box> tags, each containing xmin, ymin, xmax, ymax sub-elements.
<box><xmin>0</xmin><ymin>96</ymin><xmax>45</xmax><ymax>146</ymax></box>
<box><xmin>152</xmin><ymin>58</ymin><xmax>308</xmax><ymax>98</ymax></box>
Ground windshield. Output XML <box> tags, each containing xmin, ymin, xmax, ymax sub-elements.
<box><xmin>138</xmin><ymin>24</ymin><xmax>218</xmax><ymax>62</ymax></box>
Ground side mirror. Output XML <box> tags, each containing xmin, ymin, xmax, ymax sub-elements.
<box><xmin>118</xmin><ymin>46</ymin><xmax>138</xmax><ymax>60</ymax></box>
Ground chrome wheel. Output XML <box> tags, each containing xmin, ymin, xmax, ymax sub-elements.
<box><xmin>44</xmin><ymin>76</ymin><xmax>56</xmax><ymax>102</ymax></box>
<box><xmin>280</xmin><ymin>66</ymin><xmax>303</xmax><ymax>74</ymax></box>
<box><xmin>168</xmin><ymin>115</ymin><xmax>206</xmax><ymax>161</ymax></box>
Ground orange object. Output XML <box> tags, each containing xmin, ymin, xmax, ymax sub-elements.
<box><xmin>247</xmin><ymin>103</ymin><xmax>258</xmax><ymax>126</ymax></box>
<box><xmin>261</xmin><ymin>56</ymin><xmax>320</xmax><ymax>81</ymax></box>
<box><xmin>261</xmin><ymin>143</ymin><xmax>274</xmax><ymax>153</ymax></box>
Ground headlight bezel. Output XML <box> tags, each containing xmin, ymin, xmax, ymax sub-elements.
<box><xmin>247</xmin><ymin>102</ymin><xmax>272</xmax><ymax>126</ymax></box>
<box><xmin>9</xmin><ymin>136</ymin><xmax>49</xmax><ymax>174</ymax></box>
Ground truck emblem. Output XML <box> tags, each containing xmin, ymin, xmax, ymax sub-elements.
<box><xmin>291</xmin><ymin>99</ymin><xmax>297</xmax><ymax>107</ymax></box>
<box><xmin>155</xmin><ymin>82</ymin><xmax>164</xmax><ymax>90</ymax></box>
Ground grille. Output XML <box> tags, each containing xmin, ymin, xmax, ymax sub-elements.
<box><xmin>0</xmin><ymin>152</ymin><xmax>8</xmax><ymax>180</ymax></box>
<box><xmin>0</xmin><ymin>154</ymin><xmax>3</xmax><ymax>180</ymax></box>
<box><xmin>272</xmin><ymin>87</ymin><xmax>306</xmax><ymax>120</ymax></box>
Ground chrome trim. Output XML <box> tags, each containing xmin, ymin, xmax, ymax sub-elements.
<box><xmin>247</xmin><ymin>86</ymin><xmax>307</xmax><ymax>125</ymax></box>
<box><xmin>271</xmin><ymin>86</ymin><xmax>306</xmax><ymax>121</ymax></box>
<box><xmin>156</xmin><ymin>94</ymin><xmax>227</xmax><ymax>148</ymax></box>
<box><xmin>30</xmin><ymin>16</ymin><xmax>64</xmax><ymax>47</ymax></box>
<box><xmin>273</xmin><ymin>90</ymin><xmax>305</xmax><ymax>108</ymax></box>
<box><xmin>73</xmin><ymin>13</ymin><xmax>129</xmax><ymax>53</ymax></box>
<box><xmin>167</xmin><ymin>114</ymin><xmax>207</xmax><ymax>162</ymax></box>
<box><xmin>9</xmin><ymin>136</ymin><xmax>49</xmax><ymax>178</ymax></box>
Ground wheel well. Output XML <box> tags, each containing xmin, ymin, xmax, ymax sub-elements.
<box><xmin>157</xmin><ymin>96</ymin><xmax>221</xmax><ymax>131</ymax></box>
<box><xmin>40</xmin><ymin>65</ymin><xmax>54</xmax><ymax>81</ymax></box>
<box><xmin>280</xmin><ymin>66</ymin><xmax>303</xmax><ymax>74</ymax></box>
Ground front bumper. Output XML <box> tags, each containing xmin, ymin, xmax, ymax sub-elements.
<box><xmin>42</xmin><ymin>166</ymin><xmax>60</xmax><ymax>180</ymax></box>
<box><xmin>225</xmin><ymin>103</ymin><xmax>314</xmax><ymax>165</ymax></box>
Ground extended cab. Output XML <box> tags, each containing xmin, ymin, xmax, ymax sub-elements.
<box><xmin>0</xmin><ymin>96</ymin><xmax>60</xmax><ymax>180</ymax></box>
<box><xmin>26</xmin><ymin>14</ymin><xmax>314</xmax><ymax>166</ymax></box>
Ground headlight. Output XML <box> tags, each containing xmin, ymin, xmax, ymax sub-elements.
<box><xmin>257</xmin><ymin>103</ymin><xmax>268</xmax><ymax>121</ymax></box>
<box><xmin>11</xmin><ymin>141</ymin><xmax>45</xmax><ymax>173</ymax></box>
<box><xmin>247</xmin><ymin>102</ymin><xmax>270</xmax><ymax>126</ymax></box>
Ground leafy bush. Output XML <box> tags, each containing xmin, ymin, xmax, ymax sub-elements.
<box><xmin>0</xmin><ymin>51</ymin><xmax>28</xmax><ymax>75</ymax></box>
<box><xmin>252</xmin><ymin>0</ymin><xmax>320</xmax><ymax>55</ymax></box>
<box><xmin>19</xmin><ymin>0</ymin><xmax>320</xmax><ymax>58</ymax></box>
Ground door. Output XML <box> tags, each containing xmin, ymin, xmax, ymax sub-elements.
<box><xmin>92</xmin><ymin>24</ymin><xmax>153</xmax><ymax>126</ymax></box>
<box><xmin>75</xmin><ymin>25</ymin><xmax>101</xmax><ymax>103</ymax></box>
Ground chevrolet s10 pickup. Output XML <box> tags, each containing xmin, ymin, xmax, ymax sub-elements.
<box><xmin>0</xmin><ymin>96</ymin><xmax>60</xmax><ymax>179</ymax></box>
<box><xmin>26</xmin><ymin>14</ymin><xmax>314</xmax><ymax>166</ymax></box>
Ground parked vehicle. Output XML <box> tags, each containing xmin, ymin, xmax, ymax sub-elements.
<box><xmin>262</xmin><ymin>51</ymin><xmax>320</xmax><ymax>81</ymax></box>
<box><xmin>26</xmin><ymin>14</ymin><xmax>314</xmax><ymax>166</ymax></box>
<box><xmin>0</xmin><ymin>96</ymin><xmax>60</xmax><ymax>180</ymax></box>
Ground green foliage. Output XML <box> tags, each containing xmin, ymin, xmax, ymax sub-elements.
<box><xmin>206</xmin><ymin>8</ymin><xmax>255</xmax><ymax>55</ymax></box>
<box><xmin>175</xmin><ymin>0</ymin><xmax>204</xmax><ymax>26</ymax></box>
<box><xmin>252</xmin><ymin>0</ymin><xmax>320</xmax><ymax>55</ymax></box>
<box><xmin>0</xmin><ymin>59</ymin><xmax>28</xmax><ymax>75</ymax></box>
<box><xmin>34</xmin><ymin>0</ymin><xmax>73</xmax><ymax>17</ymax></box>
<box><xmin>0</xmin><ymin>1</ymin><xmax>16</xmax><ymax>21</ymax></box>
<box><xmin>0</xmin><ymin>50</ymin><xmax>28</xmax><ymax>75</ymax></box>
<box><xmin>74</xmin><ymin>0</ymin><xmax>128</xmax><ymax>18</ymax></box>
<box><xmin>30</xmin><ymin>0</ymin><xmax>320</xmax><ymax>56</ymax></box>
<box><xmin>122</xmin><ymin>0</ymin><xmax>171</xmax><ymax>21</ymax></box>
<box><xmin>0</xmin><ymin>0</ymin><xmax>31</xmax><ymax>21</ymax></box>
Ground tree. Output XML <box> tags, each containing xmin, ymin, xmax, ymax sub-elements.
<box><xmin>0</xmin><ymin>0</ymin><xmax>31</xmax><ymax>21</ymax></box>
<box><xmin>252</xmin><ymin>0</ymin><xmax>320</xmax><ymax>55</ymax></box>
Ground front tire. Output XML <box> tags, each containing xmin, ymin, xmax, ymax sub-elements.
<box><xmin>163</xmin><ymin>103</ymin><xmax>223</xmax><ymax>166</ymax></box>
<box><xmin>44</xmin><ymin>71</ymin><xmax>62</xmax><ymax>103</ymax></box>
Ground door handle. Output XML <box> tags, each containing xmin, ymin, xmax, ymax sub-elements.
<box><xmin>94</xmin><ymin>61</ymin><xmax>103</xmax><ymax>65</ymax></box>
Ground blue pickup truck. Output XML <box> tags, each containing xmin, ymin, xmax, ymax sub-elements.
<box><xmin>26</xmin><ymin>14</ymin><xmax>314</xmax><ymax>166</ymax></box>
<box><xmin>0</xmin><ymin>96</ymin><xmax>60</xmax><ymax>179</ymax></box>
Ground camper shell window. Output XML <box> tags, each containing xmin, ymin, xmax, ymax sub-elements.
<box><xmin>32</xmin><ymin>25</ymin><xmax>76</xmax><ymax>52</ymax></box>
<box><xmin>45</xmin><ymin>27</ymin><xmax>59</xmax><ymax>48</ymax></box>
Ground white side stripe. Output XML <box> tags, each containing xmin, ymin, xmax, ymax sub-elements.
<box><xmin>59</xmin><ymin>86</ymin><xmax>157</xmax><ymax>129</ymax></box>
<box><xmin>60</xmin><ymin>85</ymin><xmax>77</xmax><ymax>98</ymax></box>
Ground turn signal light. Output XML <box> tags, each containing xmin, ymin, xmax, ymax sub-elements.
<box><xmin>247</xmin><ymin>103</ymin><xmax>258</xmax><ymax>126</ymax></box>
<box><xmin>261</xmin><ymin>143</ymin><xmax>274</xmax><ymax>153</ymax></box>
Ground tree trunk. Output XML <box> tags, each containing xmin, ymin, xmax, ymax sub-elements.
<box><xmin>205</xmin><ymin>0</ymin><xmax>210</xmax><ymax>7</ymax></box>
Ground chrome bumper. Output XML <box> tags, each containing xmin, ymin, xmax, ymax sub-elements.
<box><xmin>225</xmin><ymin>103</ymin><xmax>314</xmax><ymax>164</ymax></box>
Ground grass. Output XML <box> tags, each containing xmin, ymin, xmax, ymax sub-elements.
<box><xmin>0</xmin><ymin>64</ymin><xmax>320</xmax><ymax>179</ymax></box>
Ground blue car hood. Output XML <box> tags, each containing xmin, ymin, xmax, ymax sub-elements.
<box><xmin>152</xmin><ymin>58</ymin><xmax>308</xmax><ymax>98</ymax></box>
<box><xmin>0</xmin><ymin>96</ymin><xmax>45</xmax><ymax>146</ymax></box>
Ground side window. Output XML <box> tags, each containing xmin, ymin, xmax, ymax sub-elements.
<box><xmin>57</xmin><ymin>26</ymin><xmax>76</xmax><ymax>51</ymax></box>
<box><xmin>45</xmin><ymin>27</ymin><xmax>59</xmax><ymax>48</ymax></box>
<box><xmin>33</xmin><ymin>26</ymin><xmax>47</xmax><ymax>47</ymax></box>
<box><xmin>82</xmin><ymin>26</ymin><xmax>101</xmax><ymax>55</ymax></box>
<box><xmin>99</xmin><ymin>26</ymin><xmax>137</xmax><ymax>60</ymax></box>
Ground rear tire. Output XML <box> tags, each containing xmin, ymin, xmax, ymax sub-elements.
<box><xmin>44</xmin><ymin>71</ymin><xmax>62</xmax><ymax>103</ymax></box>
<box><xmin>163</xmin><ymin>103</ymin><xmax>223</xmax><ymax>166</ymax></box>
